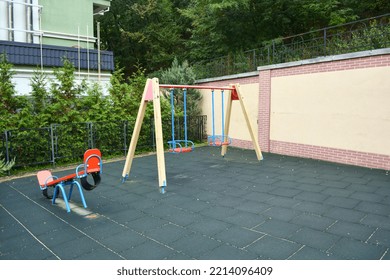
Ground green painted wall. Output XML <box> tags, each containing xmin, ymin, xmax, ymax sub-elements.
<box><xmin>39</xmin><ymin>0</ymin><xmax>110</xmax><ymax>48</ymax></box>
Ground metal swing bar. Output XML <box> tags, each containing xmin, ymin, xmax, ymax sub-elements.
<box><xmin>159</xmin><ymin>84</ymin><xmax>234</xmax><ymax>91</ymax></box>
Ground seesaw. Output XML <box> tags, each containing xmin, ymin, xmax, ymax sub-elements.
<box><xmin>37</xmin><ymin>149</ymin><xmax>102</xmax><ymax>213</ymax></box>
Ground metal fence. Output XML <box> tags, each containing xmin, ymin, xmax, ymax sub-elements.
<box><xmin>194</xmin><ymin>14</ymin><xmax>390</xmax><ymax>79</ymax></box>
<box><xmin>1</xmin><ymin>116</ymin><xmax>207</xmax><ymax>173</ymax></box>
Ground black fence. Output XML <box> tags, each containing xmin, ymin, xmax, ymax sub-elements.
<box><xmin>1</xmin><ymin>116</ymin><xmax>207</xmax><ymax>173</ymax></box>
<box><xmin>194</xmin><ymin>14</ymin><xmax>390</xmax><ymax>79</ymax></box>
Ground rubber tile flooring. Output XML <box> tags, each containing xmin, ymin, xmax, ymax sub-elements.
<box><xmin>1</xmin><ymin>146</ymin><xmax>390</xmax><ymax>260</ymax></box>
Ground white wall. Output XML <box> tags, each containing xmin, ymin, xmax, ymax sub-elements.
<box><xmin>12</xmin><ymin>68</ymin><xmax>112</xmax><ymax>96</ymax></box>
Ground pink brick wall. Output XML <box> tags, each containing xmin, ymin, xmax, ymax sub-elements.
<box><xmin>265</xmin><ymin>54</ymin><xmax>390</xmax><ymax>171</ymax></box>
<box><xmin>271</xmin><ymin>140</ymin><xmax>390</xmax><ymax>170</ymax></box>
<box><xmin>197</xmin><ymin>52</ymin><xmax>390</xmax><ymax>170</ymax></box>
<box><xmin>258</xmin><ymin>70</ymin><xmax>271</xmax><ymax>152</ymax></box>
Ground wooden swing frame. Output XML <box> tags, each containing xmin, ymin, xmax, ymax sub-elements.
<box><xmin>121</xmin><ymin>78</ymin><xmax>263</xmax><ymax>192</ymax></box>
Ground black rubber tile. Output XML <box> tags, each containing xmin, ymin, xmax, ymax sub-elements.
<box><xmin>144</xmin><ymin>223</ymin><xmax>191</xmax><ymax>245</ymax></box>
<box><xmin>269</xmin><ymin>187</ymin><xmax>302</xmax><ymax>198</ymax></box>
<box><xmin>199</xmin><ymin>244</ymin><xmax>257</xmax><ymax>260</ymax></box>
<box><xmin>360</xmin><ymin>214</ymin><xmax>390</xmax><ymax>231</ymax></box>
<box><xmin>49</xmin><ymin>235</ymin><xmax>104</xmax><ymax>259</ymax></box>
<box><xmin>164</xmin><ymin>210</ymin><xmax>203</xmax><ymax>227</ymax></box>
<box><xmin>126</xmin><ymin>215</ymin><xmax>168</xmax><ymax>233</ymax></box>
<box><xmin>253</xmin><ymin>219</ymin><xmax>301</xmax><ymax>239</ymax></box>
<box><xmin>262</xmin><ymin>206</ymin><xmax>302</xmax><ymax>222</ymax></box>
<box><xmin>267</xmin><ymin>196</ymin><xmax>300</xmax><ymax>208</ymax></box>
<box><xmin>121</xmin><ymin>241</ymin><xmax>176</xmax><ymax>260</ymax></box>
<box><xmin>323</xmin><ymin>207</ymin><xmax>366</xmax><ymax>223</ymax></box>
<box><xmin>291</xmin><ymin>213</ymin><xmax>336</xmax><ymax>231</ymax></box>
<box><xmin>323</xmin><ymin>196</ymin><xmax>360</xmax><ymax>209</ymax></box>
<box><xmin>366</xmin><ymin>228</ymin><xmax>390</xmax><ymax>247</ymax></box>
<box><xmin>293</xmin><ymin>201</ymin><xmax>331</xmax><ymax>215</ymax></box>
<box><xmin>294</xmin><ymin>191</ymin><xmax>330</xmax><ymax>203</ymax></box>
<box><xmin>320</xmin><ymin>180</ymin><xmax>351</xmax><ymax>189</ymax></box>
<box><xmin>289</xmin><ymin>227</ymin><xmax>340</xmax><ymax>251</ymax></box>
<box><xmin>234</xmin><ymin>200</ymin><xmax>270</xmax><ymax>214</ymax></box>
<box><xmin>224</xmin><ymin>211</ymin><xmax>267</xmax><ymax>228</ymax></box>
<box><xmin>188</xmin><ymin>219</ymin><xmax>232</xmax><ymax>236</ymax></box>
<box><xmin>107</xmin><ymin>208</ymin><xmax>145</xmax><ymax>224</ymax></box>
<box><xmin>246</xmin><ymin>235</ymin><xmax>302</xmax><ymax>260</ymax></box>
<box><xmin>200</xmin><ymin>206</ymin><xmax>238</xmax><ymax>220</ymax></box>
<box><xmin>355</xmin><ymin>201</ymin><xmax>390</xmax><ymax>215</ymax></box>
<box><xmin>326</xmin><ymin>221</ymin><xmax>376</xmax><ymax>242</ymax></box>
<box><xmin>99</xmin><ymin>230</ymin><xmax>148</xmax><ymax>253</ymax></box>
<box><xmin>288</xmin><ymin>246</ymin><xmax>341</xmax><ymax>260</ymax></box>
<box><xmin>214</xmin><ymin>226</ymin><xmax>264</xmax><ymax>248</ymax></box>
<box><xmin>328</xmin><ymin>237</ymin><xmax>388</xmax><ymax>260</ymax></box>
<box><xmin>321</xmin><ymin>187</ymin><xmax>354</xmax><ymax>197</ymax></box>
<box><xmin>170</xmin><ymin>232</ymin><xmax>222</xmax><ymax>259</ymax></box>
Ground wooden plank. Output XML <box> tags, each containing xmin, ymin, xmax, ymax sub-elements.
<box><xmin>221</xmin><ymin>88</ymin><xmax>233</xmax><ymax>157</ymax></box>
<box><xmin>235</xmin><ymin>84</ymin><xmax>263</xmax><ymax>161</ymax></box>
<box><xmin>152</xmin><ymin>78</ymin><xmax>167</xmax><ymax>189</ymax></box>
<box><xmin>122</xmin><ymin>79</ymin><xmax>151</xmax><ymax>180</ymax></box>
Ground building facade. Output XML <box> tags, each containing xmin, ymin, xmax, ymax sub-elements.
<box><xmin>0</xmin><ymin>0</ymin><xmax>113</xmax><ymax>95</ymax></box>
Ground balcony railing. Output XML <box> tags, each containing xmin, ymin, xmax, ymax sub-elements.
<box><xmin>0</xmin><ymin>40</ymin><xmax>114</xmax><ymax>71</ymax></box>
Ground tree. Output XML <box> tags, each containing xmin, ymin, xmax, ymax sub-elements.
<box><xmin>0</xmin><ymin>54</ymin><xmax>18</xmax><ymax>114</ymax></box>
<box><xmin>0</xmin><ymin>54</ymin><xmax>20</xmax><ymax>131</ymax></box>
<box><xmin>159</xmin><ymin>57</ymin><xmax>202</xmax><ymax>117</ymax></box>
<box><xmin>47</xmin><ymin>58</ymin><xmax>85</xmax><ymax>124</ymax></box>
<box><xmin>99</xmin><ymin>0</ymin><xmax>187</xmax><ymax>76</ymax></box>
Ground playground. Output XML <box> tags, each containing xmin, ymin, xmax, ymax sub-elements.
<box><xmin>1</xmin><ymin>76</ymin><xmax>390</xmax><ymax>260</ymax></box>
<box><xmin>1</xmin><ymin>146</ymin><xmax>390</xmax><ymax>260</ymax></box>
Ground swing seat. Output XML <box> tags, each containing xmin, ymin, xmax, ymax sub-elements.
<box><xmin>208</xmin><ymin>135</ymin><xmax>231</xmax><ymax>147</ymax></box>
<box><xmin>168</xmin><ymin>140</ymin><xmax>194</xmax><ymax>153</ymax></box>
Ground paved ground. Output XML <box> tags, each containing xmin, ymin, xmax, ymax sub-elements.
<box><xmin>1</xmin><ymin>146</ymin><xmax>390</xmax><ymax>260</ymax></box>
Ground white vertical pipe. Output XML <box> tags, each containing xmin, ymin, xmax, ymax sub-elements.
<box><xmin>97</xmin><ymin>21</ymin><xmax>101</xmax><ymax>82</ymax></box>
<box><xmin>14</xmin><ymin>0</ymin><xmax>27</xmax><ymax>42</ymax></box>
<box><xmin>87</xmin><ymin>24</ymin><xmax>90</xmax><ymax>80</ymax></box>
<box><xmin>0</xmin><ymin>0</ymin><xmax>8</xmax><ymax>40</ymax></box>
<box><xmin>32</xmin><ymin>0</ymin><xmax>40</xmax><ymax>43</ymax></box>
<box><xmin>78</xmin><ymin>25</ymin><xmax>81</xmax><ymax>78</ymax></box>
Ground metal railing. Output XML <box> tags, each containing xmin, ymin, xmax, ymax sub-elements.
<box><xmin>194</xmin><ymin>14</ymin><xmax>390</xmax><ymax>79</ymax></box>
<box><xmin>1</xmin><ymin>116</ymin><xmax>207</xmax><ymax>173</ymax></box>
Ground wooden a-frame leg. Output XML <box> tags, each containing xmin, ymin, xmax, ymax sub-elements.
<box><xmin>221</xmin><ymin>90</ymin><xmax>233</xmax><ymax>157</ymax></box>
<box><xmin>235</xmin><ymin>84</ymin><xmax>263</xmax><ymax>161</ymax></box>
<box><xmin>152</xmin><ymin>78</ymin><xmax>167</xmax><ymax>192</ymax></box>
<box><xmin>122</xmin><ymin>79</ymin><xmax>151</xmax><ymax>181</ymax></box>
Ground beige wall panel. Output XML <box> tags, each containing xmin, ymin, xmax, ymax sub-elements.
<box><xmin>270</xmin><ymin>66</ymin><xmax>390</xmax><ymax>155</ymax></box>
<box><xmin>200</xmin><ymin>83</ymin><xmax>259</xmax><ymax>141</ymax></box>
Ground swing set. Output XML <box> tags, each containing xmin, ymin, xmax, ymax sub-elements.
<box><xmin>121</xmin><ymin>78</ymin><xmax>263</xmax><ymax>193</ymax></box>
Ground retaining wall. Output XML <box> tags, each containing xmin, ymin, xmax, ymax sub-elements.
<box><xmin>197</xmin><ymin>49</ymin><xmax>390</xmax><ymax>170</ymax></box>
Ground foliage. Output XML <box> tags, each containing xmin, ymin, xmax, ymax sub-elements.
<box><xmin>159</xmin><ymin>58</ymin><xmax>202</xmax><ymax>117</ymax></box>
<box><xmin>99</xmin><ymin>0</ymin><xmax>390</xmax><ymax>76</ymax></box>
<box><xmin>99</xmin><ymin>0</ymin><xmax>186</xmax><ymax>76</ymax></box>
<box><xmin>0</xmin><ymin>54</ymin><xmax>19</xmax><ymax>131</ymax></box>
<box><xmin>0</xmin><ymin>58</ymin><xmax>176</xmax><ymax>171</ymax></box>
<box><xmin>0</xmin><ymin>152</ymin><xmax>14</xmax><ymax>175</ymax></box>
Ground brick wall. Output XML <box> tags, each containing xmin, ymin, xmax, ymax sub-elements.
<box><xmin>197</xmin><ymin>50</ymin><xmax>390</xmax><ymax>170</ymax></box>
<box><xmin>264</xmin><ymin>51</ymin><xmax>390</xmax><ymax>171</ymax></box>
